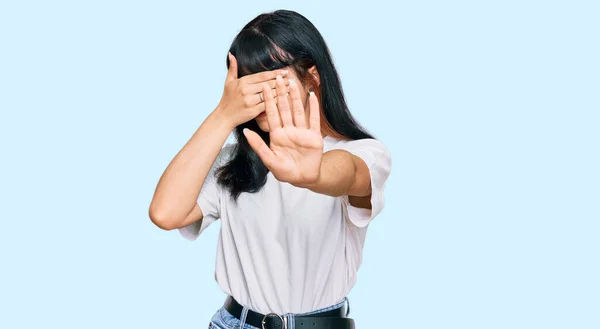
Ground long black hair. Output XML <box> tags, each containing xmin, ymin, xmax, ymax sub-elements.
<box><xmin>217</xmin><ymin>9</ymin><xmax>375</xmax><ymax>201</ymax></box>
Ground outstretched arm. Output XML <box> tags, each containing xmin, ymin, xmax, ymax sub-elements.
<box><xmin>294</xmin><ymin>149</ymin><xmax>372</xmax><ymax>199</ymax></box>
<box><xmin>243</xmin><ymin>75</ymin><xmax>376</xmax><ymax>207</ymax></box>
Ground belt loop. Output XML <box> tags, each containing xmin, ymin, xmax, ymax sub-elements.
<box><xmin>238</xmin><ymin>304</ymin><xmax>249</xmax><ymax>329</ymax></box>
<box><xmin>346</xmin><ymin>297</ymin><xmax>350</xmax><ymax>316</ymax></box>
<box><xmin>286</xmin><ymin>313</ymin><xmax>294</xmax><ymax>329</ymax></box>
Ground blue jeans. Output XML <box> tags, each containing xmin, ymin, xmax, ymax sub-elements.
<box><xmin>208</xmin><ymin>297</ymin><xmax>351</xmax><ymax>329</ymax></box>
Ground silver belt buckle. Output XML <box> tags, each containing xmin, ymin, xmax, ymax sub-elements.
<box><xmin>262</xmin><ymin>312</ymin><xmax>286</xmax><ymax>329</ymax></box>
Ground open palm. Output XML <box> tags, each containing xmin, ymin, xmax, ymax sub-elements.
<box><xmin>243</xmin><ymin>76</ymin><xmax>323</xmax><ymax>185</ymax></box>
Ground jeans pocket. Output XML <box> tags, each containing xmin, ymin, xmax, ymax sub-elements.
<box><xmin>208</xmin><ymin>321</ymin><xmax>226</xmax><ymax>329</ymax></box>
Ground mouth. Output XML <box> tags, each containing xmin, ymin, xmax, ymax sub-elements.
<box><xmin>257</xmin><ymin>112</ymin><xmax>266</xmax><ymax>118</ymax></box>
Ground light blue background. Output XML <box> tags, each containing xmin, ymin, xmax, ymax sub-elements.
<box><xmin>1</xmin><ymin>1</ymin><xmax>598</xmax><ymax>328</ymax></box>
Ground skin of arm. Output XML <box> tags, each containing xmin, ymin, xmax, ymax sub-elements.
<box><xmin>243</xmin><ymin>74</ymin><xmax>374</xmax><ymax>209</ymax></box>
<box><xmin>148</xmin><ymin>52</ymin><xmax>290</xmax><ymax>231</ymax></box>
<box><xmin>148</xmin><ymin>109</ymin><xmax>234</xmax><ymax>230</ymax></box>
<box><xmin>294</xmin><ymin>149</ymin><xmax>373</xmax><ymax>208</ymax></box>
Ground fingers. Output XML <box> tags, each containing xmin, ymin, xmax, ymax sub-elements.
<box><xmin>250</xmin><ymin>89</ymin><xmax>278</xmax><ymax>107</ymax></box>
<box><xmin>308</xmin><ymin>90</ymin><xmax>320</xmax><ymax>132</ymax></box>
<box><xmin>243</xmin><ymin>78</ymin><xmax>290</xmax><ymax>95</ymax></box>
<box><xmin>241</xmin><ymin>69</ymin><xmax>289</xmax><ymax>84</ymax></box>
<box><xmin>276</xmin><ymin>75</ymin><xmax>293</xmax><ymax>127</ymax></box>
<box><xmin>263</xmin><ymin>82</ymin><xmax>282</xmax><ymax>130</ymax></box>
<box><xmin>245</xmin><ymin>77</ymin><xmax>290</xmax><ymax>108</ymax></box>
<box><xmin>226</xmin><ymin>52</ymin><xmax>238</xmax><ymax>82</ymax></box>
<box><xmin>288</xmin><ymin>79</ymin><xmax>306</xmax><ymax>128</ymax></box>
<box><xmin>243</xmin><ymin>128</ymin><xmax>276</xmax><ymax>168</ymax></box>
<box><xmin>250</xmin><ymin>94</ymin><xmax>283</xmax><ymax>114</ymax></box>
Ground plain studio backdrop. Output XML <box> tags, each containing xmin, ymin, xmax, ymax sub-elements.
<box><xmin>0</xmin><ymin>1</ymin><xmax>598</xmax><ymax>328</ymax></box>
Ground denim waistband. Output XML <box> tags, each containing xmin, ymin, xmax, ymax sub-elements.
<box><xmin>211</xmin><ymin>296</ymin><xmax>350</xmax><ymax>329</ymax></box>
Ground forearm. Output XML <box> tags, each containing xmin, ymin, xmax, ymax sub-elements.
<box><xmin>149</xmin><ymin>108</ymin><xmax>233</xmax><ymax>227</ymax></box>
<box><xmin>295</xmin><ymin>150</ymin><xmax>357</xmax><ymax>197</ymax></box>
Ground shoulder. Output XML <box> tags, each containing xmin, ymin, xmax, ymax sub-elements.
<box><xmin>215</xmin><ymin>143</ymin><xmax>236</xmax><ymax>163</ymax></box>
<box><xmin>221</xmin><ymin>142</ymin><xmax>236</xmax><ymax>154</ymax></box>
<box><xmin>325</xmin><ymin>135</ymin><xmax>386</xmax><ymax>149</ymax></box>
<box><xmin>206</xmin><ymin>143</ymin><xmax>236</xmax><ymax>175</ymax></box>
<box><xmin>325</xmin><ymin>137</ymin><xmax>390</xmax><ymax>165</ymax></box>
<box><xmin>326</xmin><ymin>136</ymin><xmax>392</xmax><ymax>227</ymax></box>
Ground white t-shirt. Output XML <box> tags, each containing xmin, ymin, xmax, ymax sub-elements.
<box><xmin>179</xmin><ymin>135</ymin><xmax>392</xmax><ymax>314</ymax></box>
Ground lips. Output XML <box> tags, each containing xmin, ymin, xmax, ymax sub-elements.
<box><xmin>257</xmin><ymin>112</ymin><xmax>266</xmax><ymax>118</ymax></box>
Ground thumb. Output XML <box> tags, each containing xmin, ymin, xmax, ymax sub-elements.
<box><xmin>226</xmin><ymin>52</ymin><xmax>238</xmax><ymax>82</ymax></box>
<box><xmin>243</xmin><ymin>128</ymin><xmax>275</xmax><ymax>168</ymax></box>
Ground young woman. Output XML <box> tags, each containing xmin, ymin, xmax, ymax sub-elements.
<box><xmin>149</xmin><ymin>9</ymin><xmax>391</xmax><ymax>329</ymax></box>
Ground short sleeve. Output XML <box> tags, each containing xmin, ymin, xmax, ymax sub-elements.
<box><xmin>333</xmin><ymin>138</ymin><xmax>392</xmax><ymax>228</ymax></box>
<box><xmin>178</xmin><ymin>144</ymin><xmax>233</xmax><ymax>241</ymax></box>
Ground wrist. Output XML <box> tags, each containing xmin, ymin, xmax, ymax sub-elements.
<box><xmin>292</xmin><ymin>168</ymin><xmax>323</xmax><ymax>190</ymax></box>
<box><xmin>209</xmin><ymin>106</ymin><xmax>238</xmax><ymax>131</ymax></box>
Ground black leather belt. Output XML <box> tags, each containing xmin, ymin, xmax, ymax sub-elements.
<box><xmin>223</xmin><ymin>295</ymin><xmax>355</xmax><ymax>329</ymax></box>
